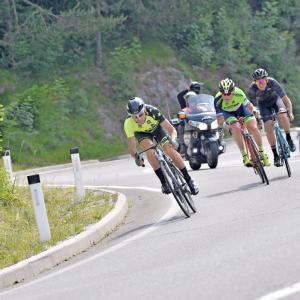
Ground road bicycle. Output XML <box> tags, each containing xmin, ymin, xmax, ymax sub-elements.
<box><xmin>271</xmin><ymin>112</ymin><xmax>291</xmax><ymax>177</ymax></box>
<box><xmin>238</xmin><ymin>117</ymin><xmax>269</xmax><ymax>185</ymax></box>
<box><xmin>139</xmin><ymin>141</ymin><xmax>197</xmax><ymax>217</ymax></box>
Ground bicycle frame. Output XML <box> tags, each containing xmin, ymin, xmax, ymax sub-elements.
<box><xmin>139</xmin><ymin>141</ymin><xmax>196</xmax><ymax>217</ymax></box>
<box><xmin>238</xmin><ymin>117</ymin><xmax>269</xmax><ymax>185</ymax></box>
<box><xmin>272</xmin><ymin>113</ymin><xmax>291</xmax><ymax>177</ymax></box>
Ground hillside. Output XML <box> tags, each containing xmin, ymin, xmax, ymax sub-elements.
<box><xmin>1</xmin><ymin>0</ymin><xmax>300</xmax><ymax>167</ymax></box>
<box><xmin>1</xmin><ymin>38</ymin><xmax>299</xmax><ymax>169</ymax></box>
<box><xmin>0</xmin><ymin>43</ymin><xmax>199</xmax><ymax>167</ymax></box>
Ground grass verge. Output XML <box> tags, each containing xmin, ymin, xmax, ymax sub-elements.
<box><xmin>0</xmin><ymin>186</ymin><xmax>117</xmax><ymax>269</ymax></box>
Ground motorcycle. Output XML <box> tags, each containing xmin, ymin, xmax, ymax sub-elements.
<box><xmin>171</xmin><ymin>93</ymin><xmax>225</xmax><ymax>170</ymax></box>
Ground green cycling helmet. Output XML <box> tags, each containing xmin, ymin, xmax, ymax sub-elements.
<box><xmin>219</xmin><ymin>78</ymin><xmax>235</xmax><ymax>95</ymax></box>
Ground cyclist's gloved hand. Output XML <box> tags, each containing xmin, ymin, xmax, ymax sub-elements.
<box><xmin>289</xmin><ymin>112</ymin><xmax>294</xmax><ymax>122</ymax></box>
<box><xmin>134</xmin><ymin>152</ymin><xmax>144</xmax><ymax>167</ymax></box>
<box><xmin>252</xmin><ymin>106</ymin><xmax>260</xmax><ymax>118</ymax></box>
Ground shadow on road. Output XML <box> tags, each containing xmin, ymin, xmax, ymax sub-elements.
<box><xmin>111</xmin><ymin>214</ymin><xmax>186</xmax><ymax>241</ymax></box>
<box><xmin>206</xmin><ymin>182</ymin><xmax>266</xmax><ymax>198</ymax></box>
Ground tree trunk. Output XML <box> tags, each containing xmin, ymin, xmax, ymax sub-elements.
<box><xmin>6</xmin><ymin>0</ymin><xmax>16</xmax><ymax>68</ymax></box>
<box><xmin>95</xmin><ymin>0</ymin><xmax>102</xmax><ymax>67</ymax></box>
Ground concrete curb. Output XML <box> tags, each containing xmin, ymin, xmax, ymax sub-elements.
<box><xmin>14</xmin><ymin>160</ymin><xmax>100</xmax><ymax>176</ymax></box>
<box><xmin>0</xmin><ymin>189</ymin><xmax>128</xmax><ymax>289</ymax></box>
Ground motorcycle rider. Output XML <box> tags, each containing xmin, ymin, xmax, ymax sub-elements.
<box><xmin>177</xmin><ymin>81</ymin><xmax>202</xmax><ymax>109</ymax></box>
<box><xmin>248</xmin><ymin>68</ymin><xmax>296</xmax><ymax>167</ymax></box>
<box><xmin>176</xmin><ymin>82</ymin><xmax>202</xmax><ymax>155</ymax></box>
<box><xmin>214</xmin><ymin>78</ymin><xmax>271</xmax><ymax>167</ymax></box>
<box><xmin>124</xmin><ymin>96</ymin><xmax>199</xmax><ymax>195</ymax></box>
<box><xmin>177</xmin><ymin>81</ymin><xmax>225</xmax><ymax>156</ymax></box>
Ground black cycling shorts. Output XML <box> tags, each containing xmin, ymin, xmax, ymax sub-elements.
<box><xmin>135</xmin><ymin>125</ymin><xmax>169</xmax><ymax>145</ymax></box>
<box><xmin>259</xmin><ymin>97</ymin><xmax>287</xmax><ymax>123</ymax></box>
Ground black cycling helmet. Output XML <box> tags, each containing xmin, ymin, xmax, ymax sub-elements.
<box><xmin>189</xmin><ymin>81</ymin><xmax>201</xmax><ymax>94</ymax></box>
<box><xmin>252</xmin><ymin>68</ymin><xmax>268</xmax><ymax>80</ymax></box>
<box><xmin>126</xmin><ymin>97</ymin><xmax>145</xmax><ymax>115</ymax></box>
<box><xmin>219</xmin><ymin>78</ymin><xmax>235</xmax><ymax>94</ymax></box>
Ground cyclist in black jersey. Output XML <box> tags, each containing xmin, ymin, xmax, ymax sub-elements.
<box><xmin>124</xmin><ymin>97</ymin><xmax>199</xmax><ymax>195</ymax></box>
<box><xmin>248</xmin><ymin>68</ymin><xmax>296</xmax><ymax>167</ymax></box>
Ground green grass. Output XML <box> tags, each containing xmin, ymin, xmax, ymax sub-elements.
<box><xmin>140</xmin><ymin>40</ymin><xmax>177</xmax><ymax>66</ymax></box>
<box><xmin>0</xmin><ymin>186</ymin><xmax>117</xmax><ymax>269</ymax></box>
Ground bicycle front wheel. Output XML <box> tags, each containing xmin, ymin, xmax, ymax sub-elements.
<box><xmin>277</xmin><ymin>134</ymin><xmax>291</xmax><ymax>177</ymax></box>
<box><xmin>167</xmin><ymin>161</ymin><xmax>197</xmax><ymax>213</ymax></box>
<box><xmin>246</xmin><ymin>136</ymin><xmax>269</xmax><ymax>185</ymax></box>
<box><xmin>161</xmin><ymin>161</ymin><xmax>191</xmax><ymax>217</ymax></box>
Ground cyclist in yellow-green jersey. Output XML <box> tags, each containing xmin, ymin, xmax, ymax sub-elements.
<box><xmin>124</xmin><ymin>97</ymin><xmax>199</xmax><ymax>195</ymax></box>
<box><xmin>214</xmin><ymin>78</ymin><xmax>270</xmax><ymax>167</ymax></box>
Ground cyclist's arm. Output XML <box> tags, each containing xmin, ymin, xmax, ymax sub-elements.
<box><xmin>127</xmin><ymin>136</ymin><xmax>137</xmax><ymax>158</ymax></box>
<box><xmin>245</xmin><ymin>101</ymin><xmax>256</xmax><ymax>113</ymax></box>
<box><xmin>177</xmin><ymin>90</ymin><xmax>188</xmax><ymax>109</ymax></box>
<box><xmin>282</xmin><ymin>95</ymin><xmax>294</xmax><ymax>119</ymax></box>
<box><xmin>214</xmin><ymin>94</ymin><xmax>225</xmax><ymax>127</ymax></box>
<box><xmin>217</xmin><ymin>114</ymin><xmax>225</xmax><ymax>128</ymax></box>
<box><xmin>161</xmin><ymin>119</ymin><xmax>177</xmax><ymax>141</ymax></box>
<box><xmin>271</xmin><ymin>79</ymin><xmax>294</xmax><ymax>121</ymax></box>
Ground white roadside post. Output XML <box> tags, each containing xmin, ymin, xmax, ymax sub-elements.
<box><xmin>70</xmin><ymin>147</ymin><xmax>85</xmax><ymax>198</ymax></box>
<box><xmin>27</xmin><ymin>174</ymin><xmax>51</xmax><ymax>243</ymax></box>
<box><xmin>2</xmin><ymin>149</ymin><xmax>14</xmax><ymax>183</ymax></box>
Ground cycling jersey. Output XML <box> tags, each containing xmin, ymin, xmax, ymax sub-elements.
<box><xmin>214</xmin><ymin>87</ymin><xmax>250</xmax><ymax>114</ymax></box>
<box><xmin>124</xmin><ymin>104</ymin><xmax>165</xmax><ymax>138</ymax></box>
<box><xmin>248</xmin><ymin>77</ymin><xmax>286</xmax><ymax>106</ymax></box>
<box><xmin>214</xmin><ymin>87</ymin><xmax>253</xmax><ymax>124</ymax></box>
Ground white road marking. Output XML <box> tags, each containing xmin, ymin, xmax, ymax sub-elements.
<box><xmin>0</xmin><ymin>186</ymin><xmax>179</xmax><ymax>295</ymax></box>
<box><xmin>255</xmin><ymin>282</ymin><xmax>300</xmax><ymax>300</ymax></box>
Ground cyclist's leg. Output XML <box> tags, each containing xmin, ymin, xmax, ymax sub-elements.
<box><xmin>224</xmin><ymin>110</ymin><xmax>250</xmax><ymax>166</ymax></box>
<box><xmin>177</xmin><ymin>121</ymin><xmax>186</xmax><ymax>155</ymax></box>
<box><xmin>259</xmin><ymin>103</ymin><xmax>281</xmax><ymax>166</ymax></box>
<box><xmin>244</xmin><ymin>107</ymin><xmax>270</xmax><ymax>166</ymax></box>
<box><xmin>275</xmin><ymin>98</ymin><xmax>296</xmax><ymax>151</ymax></box>
<box><xmin>156</xmin><ymin>126</ymin><xmax>199</xmax><ymax>195</ymax></box>
<box><xmin>137</xmin><ymin>133</ymin><xmax>170</xmax><ymax>193</ymax></box>
<box><xmin>152</xmin><ymin>126</ymin><xmax>184</xmax><ymax>169</ymax></box>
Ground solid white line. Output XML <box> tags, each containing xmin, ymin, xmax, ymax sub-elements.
<box><xmin>0</xmin><ymin>186</ymin><xmax>179</xmax><ymax>296</ymax></box>
<box><xmin>255</xmin><ymin>282</ymin><xmax>300</xmax><ymax>300</ymax></box>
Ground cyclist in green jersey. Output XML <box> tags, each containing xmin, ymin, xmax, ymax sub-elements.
<box><xmin>214</xmin><ymin>78</ymin><xmax>270</xmax><ymax>167</ymax></box>
<box><xmin>124</xmin><ymin>97</ymin><xmax>199</xmax><ymax>195</ymax></box>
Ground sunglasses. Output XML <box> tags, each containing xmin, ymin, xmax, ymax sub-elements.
<box><xmin>133</xmin><ymin>111</ymin><xmax>145</xmax><ymax>118</ymax></box>
<box><xmin>255</xmin><ymin>78</ymin><xmax>266</xmax><ymax>84</ymax></box>
<box><xmin>221</xmin><ymin>92</ymin><xmax>231</xmax><ymax>96</ymax></box>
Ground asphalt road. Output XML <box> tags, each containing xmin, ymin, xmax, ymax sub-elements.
<box><xmin>1</xmin><ymin>135</ymin><xmax>300</xmax><ymax>300</ymax></box>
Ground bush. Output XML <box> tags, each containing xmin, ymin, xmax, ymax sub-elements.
<box><xmin>0</xmin><ymin>165</ymin><xmax>17</xmax><ymax>207</ymax></box>
<box><xmin>0</xmin><ymin>103</ymin><xmax>3</xmax><ymax>153</ymax></box>
<box><xmin>105</xmin><ymin>38</ymin><xmax>142</xmax><ymax>101</ymax></box>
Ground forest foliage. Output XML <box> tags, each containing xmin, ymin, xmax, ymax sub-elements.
<box><xmin>0</xmin><ymin>0</ymin><xmax>300</xmax><ymax>166</ymax></box>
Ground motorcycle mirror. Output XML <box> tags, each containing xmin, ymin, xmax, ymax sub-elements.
<box><xmin>177</xmin><ymin>111</ymin><xmax>186</xmax><ymax>119</ymax></box>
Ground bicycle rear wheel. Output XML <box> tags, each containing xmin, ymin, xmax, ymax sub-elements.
<box><xmin>246</xmin><ymin>136</ymin><xmax>269</xmax><ymax>185</ymax></box>
<box><xmin>277</xmin><ymin>133</ymin><xmax>291</xmax><ymax>177</ymax></box>
<box><xmin>161</xmin><ymin>161</ymin><xmax>191</xmax><ymax>217</ymax></box>
<box><xmin>167</xmin><ymin>161</ymin><xmax>197</xmax><ymax>213</ymax></box>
